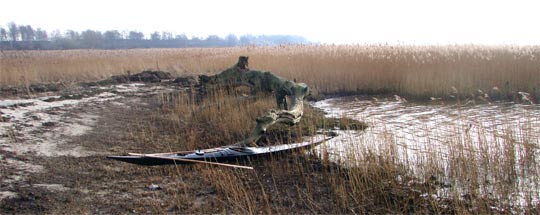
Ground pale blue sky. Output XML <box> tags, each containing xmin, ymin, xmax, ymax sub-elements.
<box><xmin>1</xmin><ymin>0</ymin><xmax>539</xmax><ymax>44</ymax></box>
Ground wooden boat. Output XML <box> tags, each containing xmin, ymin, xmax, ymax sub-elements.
<box><xmin>107</xmin><ymin>135</ymin><xmax>332</xmax><ymax>168</ymax></box>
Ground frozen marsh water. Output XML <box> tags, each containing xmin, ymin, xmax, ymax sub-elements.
<box><xmin>314</xmin><ymin>96</ymin><xmax>540</xmax><ymax>166</ymax></box>
<box><xmin>313</xmin><ymin>96</ymin><xmax>540</xmax><ymax>209</ymax></box>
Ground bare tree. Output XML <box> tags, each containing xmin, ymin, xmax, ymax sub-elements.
<box><xmin>205</xmin><ymin>35</ymin><xmax>222</xmax><ymax>46</ymax></box>
<box><xmin>19</xmin><ymin>25</ymin><xmax>28</xmax><ymax>41</ymax></box>
<box><xmin>8</xmin><ymin>22</ymin><xmax>19</xmax><ymax>41</ymax></box>
<box><xmin>26</xmin><ymin>25</ymin><xmax>35</xmax><ymax>41</ymax></box>
<box><xmin>226</xmin><ymin>34</ymin><xmax>238</xmax><ymax>46</ymax></box>
<box><xmin>121</xmin><ymin>30</ymin><xmax>129</xmax><ymax>40</ymax></box>
<box><xmin>0</xmin><ymin>22</ymin><xmax>309</xmax><ymax>50</ymax></box>
<box><xmin>150</xmin><ymin>31</ymin><xmax>161</xmax><ymax>40</ymax></box>
<box><xmin>50</xmin><ymin>29</ymin><xmax>63</xmax><ymax>41</ymax></box>
<box><xmin>35</xmin><ymin>28</ymin><xmax>48</xmax><ymax>41</ymax></box>
<box><xmin>175</xmin><ymin>33</ymin><xmax>188</xmax><ymax>47</ymax></box>
<box><xmin>175</xmin><ymin>33</ymin><xmax>188</xmax><ymax>40</ymax></box>
<box><xmin>65</xmin><ymin>30</ymin><xmax>80</xmax><ymax>40</ymax></box>
<box><xmin>103</xmin><ymin>30</ymin><xmax>121</xmax><ymax>40</ymax></box>
<box><xmin>161</xmin><ymin>31</ymin><xmax>173</xmax><ymax>40</ymax></box>
<box><xmin>239</xmin><ymin>35</ymin><xmax>253</xmax><ymax>45</ymax></box>
<box><xmin>17</xmin><ymin>25</ymin><xmax>36</xmax><ymax>41</ymax></box>
<box><xmin>128</xmin><ymin>31</ymin><xmax>144</xmax><ymax>40</ymax></box>
<box><xmin>0</xmin><ymin>27</ymin><xmax>7</xmax><ymax>41</ymax></box>
<box><xmin>81</xmin><ymin>30</ymin><xmax>102</xmax><ymax>48</ymax></box>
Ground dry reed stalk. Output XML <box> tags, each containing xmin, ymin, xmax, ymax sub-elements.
<box><xmin>121</xmin><ymin>87</ymin><xmax>540</xmax><ymax>213</ymax></box>
<box><xmin>2</xmin><ymin>45</ymin><xmax>538</xmax><ymax>100</ymax></box>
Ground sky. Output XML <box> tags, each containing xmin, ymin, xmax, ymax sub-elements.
<box><xmin>1</xmin><ymin>0</ymin><xmax>540</xmax><ymax>45</ymax></box>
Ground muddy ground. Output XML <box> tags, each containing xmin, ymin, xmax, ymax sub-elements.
<box><xmin>2</xmin><ymin>101</ymin><xmax>145</xmax><ymax>213</ymax></box>
<box><xmin>0</xmin><ymin>79</ymin><xmax>216</xmax><ymax>213</ymax></box>
<box><xmin>0</xmin><ymin>78</ymin><xmax>349</xmax><ymax>214</ymax></box>
<box><xmin>4</xmin><ymin>77</ymin><xmax>530</xmax><ymax>213</ymax></box>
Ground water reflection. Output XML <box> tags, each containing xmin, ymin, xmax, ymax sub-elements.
<box><xmin>313</xmin><ymin>96</ymin><xmax>540</xmax><ymax>167</ymax></box>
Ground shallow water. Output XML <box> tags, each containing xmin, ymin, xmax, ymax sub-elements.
<box><xmin>314</xmin><ymin>96</ymin><xmax>540</xmax><ymax>167</ymax></box>
<box><xmin>313</xmin><ymin>96</ymin><xmax>540</xmax><ymax>208</ymax></box>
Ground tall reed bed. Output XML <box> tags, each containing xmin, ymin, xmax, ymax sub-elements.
<box><xmin>334</xmin><ymin>117</ymin><xmax>540</xmax><ymax>214</ymax></box>
<box><xmin>2</xmin><ymin>45</ymin><xmax>538</xmax><ymax>100</ymax></box>
<box><xmin>129</xmin><ymin>90</ymin><xmax>538</xmax><ymax>213</ymax></box>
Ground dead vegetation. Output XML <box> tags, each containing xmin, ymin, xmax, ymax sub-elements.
<box><xmin>2</xmin><ymin>45</ymin><xmax>539</xmax><ymax>101</ymax></box>
<box><xmin>1</xmin><ymin>46</ymin><xmax>539</xmax><ymax>213</ymax></box>
<box><xmin>116</xmin><ymin>90</ymin><xmax>539</xmax><ymax>213</ymax></box>
<box><xmin>0</xmin><ymin>84</ymin><xmax>538</xmax><ymax>213</ymax></box>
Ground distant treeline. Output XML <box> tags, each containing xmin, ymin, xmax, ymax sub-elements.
<box><xmin>0</xmin><ymin>22</ymin><xmax>310</xmax><ymax>50</ymax></box>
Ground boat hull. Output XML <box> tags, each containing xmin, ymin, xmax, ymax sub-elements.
<box><xmin>107</xmin><ymin>136</ymin><xmax>331</xmax><ymax>166</ymax></box>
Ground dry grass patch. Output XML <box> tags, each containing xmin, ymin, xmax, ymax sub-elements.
<box><xmin>118</xmin><ymin>90</ymin><xmax>534</xmax><ymax>213</ymax></box>
<box><xmin>2</xmin><ymin>45</ymin><xmax>539</xmax><ymax>100</ymax></box>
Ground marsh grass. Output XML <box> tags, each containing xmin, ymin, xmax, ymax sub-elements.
<box><xmin>2</xmin><ymin>45</ymin><xmax>538</xmax><ymax>213</ymax></box>
<box><xmin>2</xmin><ymin>45</ymin><xmax>539</xmax><ymax>101</ymax></box>
<box><xmin>118</xmin><ymin>89</ymin><xmax>539</xmax><ymax>213</ymax></box>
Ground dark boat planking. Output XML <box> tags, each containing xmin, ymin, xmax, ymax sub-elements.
<box><xmin>107</xmin><ymin>135</ymin><xmax>332</xmax><ymax>166</ymax></box>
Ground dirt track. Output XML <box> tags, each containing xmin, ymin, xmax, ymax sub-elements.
<box><xmin>0</xmin><ymin>81</ymin><xmax>344</xmax><ymax>214</ymax></box>
<box><xmin>0</xmin><ymin>82</ymin><xmax>198</xmax><ymax>213</ymax></box>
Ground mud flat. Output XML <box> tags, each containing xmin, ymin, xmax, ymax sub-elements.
<box><xmin>0</xmin><ymin>82</ymin><xmax>181</xmax><ymax>204</ymax></box>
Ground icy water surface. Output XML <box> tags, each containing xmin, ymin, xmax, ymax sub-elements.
<box><xmin>313</xmin><ymin>96</ymin><xmax>540</xmax><ymax>208</ymax></box>
<box><xmin>314</xmin><ymin>96</ymin><xmax>540</xmax><ymax>166</ymax></box>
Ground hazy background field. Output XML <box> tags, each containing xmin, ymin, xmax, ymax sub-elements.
<box><xmin>2</xmin><ymin>45</ymin><xmax>539</xmax><ymax>101</ymax></box>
